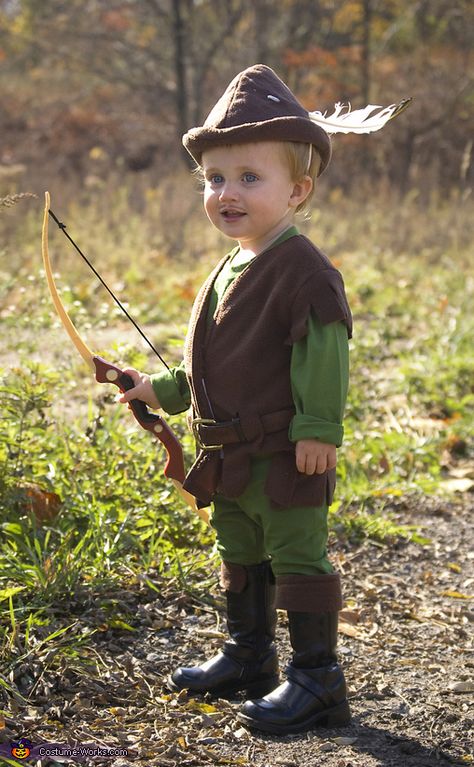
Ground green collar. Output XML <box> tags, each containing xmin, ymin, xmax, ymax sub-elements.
<box><xmin>229</xmin><ymin>225</ymin><xmax>299</xmax><ymax>265</ymax></box>
<box><xmin>267</xmin><ymin>224</ymin><xmax>299</xmax><ymax>251</ymax></box>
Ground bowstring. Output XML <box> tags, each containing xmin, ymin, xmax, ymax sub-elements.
<box><xmin>48</xmin><ymin>208</ymin><xmax>171</xmax><ymax>372</ymax></box>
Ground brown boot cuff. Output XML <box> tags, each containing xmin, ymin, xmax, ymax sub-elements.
<box><xmin>275</xmin><ymin>573</ymin><xmax>343</xmax><ymax>612</ymax></box>
<box><xmin>220</xmin><ymin>561</ymin><xmax>248</xmax><ymax>593</ymax></box>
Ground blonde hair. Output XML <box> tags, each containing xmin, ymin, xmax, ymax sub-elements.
<box><xmin>280</xmin><ymin>142</ymin><xmax>321</xmax><ymax>215</ymax></box>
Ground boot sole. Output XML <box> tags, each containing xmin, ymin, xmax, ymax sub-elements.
<box><xmin>237</xmin><ymin>699</ymin><xmax>351</xmax><ymax>734</ymax></box>
<box><xmin>167</xmin><ymin>673</ymin><xmax>279</xmax><ymax>700</ymax></box>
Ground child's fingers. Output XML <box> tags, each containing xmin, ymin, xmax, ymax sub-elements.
<box><xmin>117</xmin><ymin>369</ymin><xmax>147</xmax><ymax>404</ymax></box>
<box><xmin>296</xmin><ymin>441</ymin><xmax>337</xmax><ymax>475</ymax></box>
<box><xmin>327</xmin><ymin>454</ymin><xmax>337</xmax><ymax>471</ymax></box>
<box><xmin>295</xmin><ymin>443</ymin><xmax>307</xmax><ymax>473</ymax></box>
<box><xmin>118</xmin><ymin>377</ymin><xmax>161</xmax><ymax>409</ymax></box>
<box><xmin>122</xmin><ymin>367</ymin><xmax>142</xmax><ymax>385</ymax></box>
<box><xmin>314</xmin><ymin>454</ymin><xmax>328</xmax><ymax>474</ymax></box>
<box><xmin>118</xmin><ymin>386</ymin><xmax>140</xmax><ymax>404</ymax></box>
<box><xmin>296</xmin><ymin>445</ymin><xmax>318</xmax><ymax>474</ymax></box>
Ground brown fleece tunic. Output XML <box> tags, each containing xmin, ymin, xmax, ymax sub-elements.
<box><xmin>182</xmin><ymin>233</ymin><xmax>352</xmax><ymax>509</ymax></box>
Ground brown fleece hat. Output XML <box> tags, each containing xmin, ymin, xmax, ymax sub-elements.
<box><xmin>183</xmin><ymin>64</ymin><xmax>331</xmax><ymax>176</ymax></box>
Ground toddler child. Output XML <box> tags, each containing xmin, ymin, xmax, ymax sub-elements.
<box><xmin>120</xmin><ymin>64</ymin><xmax>402</xmax><ymax>734</ymax></box>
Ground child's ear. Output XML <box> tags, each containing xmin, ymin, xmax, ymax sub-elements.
<box><xmin>289</xmin><ymin>176</ymin><xmax>313</xmax><ymax>208</ymax></box>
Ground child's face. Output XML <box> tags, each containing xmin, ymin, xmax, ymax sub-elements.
<box><xmin>202</xmin><ymin>141</ymin><xmax>307</xmax><ymax>254</ymax></box>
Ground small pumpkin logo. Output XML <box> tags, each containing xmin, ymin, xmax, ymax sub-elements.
<box><xmin>10</xmin><ymin>738</ymin><xmax>32</xmax><ymax>759</ymax></box>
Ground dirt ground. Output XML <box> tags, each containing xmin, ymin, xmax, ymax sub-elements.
<box><xmin>1</xmin><ymin>494</ymin><xmax>473</xmax><ymax>767</ymax></box>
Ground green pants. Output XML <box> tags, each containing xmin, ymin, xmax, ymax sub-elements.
<box><xmin>211</xmin><ymin>456</ymin><xmax>334</xmax><ymax>577</ymax></box>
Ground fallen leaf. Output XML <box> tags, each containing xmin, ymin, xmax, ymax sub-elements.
<box><xmin>17</xmin><ymin>482</ymin><xmax>62</xmax><ymax>522</ymax></box>
<box><xmin>448</xmin><ymin>464</ymin><xmax>474</xmax><ymax>479</ymax></box>
<box><xmin>320</xmin><ymin>742</ymin><xmax>337</xmax><ymax>752</ymax></box>
<box><xmin>338</xmin><ymin>622</ymin><xmax>362</xmax><ymax>638</ymax></box>
<box><xmin>332</xmin><ymin>736</ymin><xmax>358</xmax><ymax>746</ymax></box>
<box><xmin>151</xmin><ymin>618</ymin><xmax>174</xmax><ymax>629</ymax></box>
<box><xmin>339</xmin><ymin>609</ymin><xmax>360</xmax><ymax>625</ymax></box>
<box><xmin>195</xmin><ymin>629</ymin><xmax>227</xmax><ymax>638</ymax></box>
<box><xmin>440</xmin><ymin>478</ymin><xmax>474</xmax><ymax>493</ymax></box>
<box><xmin>187</xmin><ymin>701</ymin><xmax>218</xmax><ymax>714</ymax></box>
<box><xmin>441</xmin><ymin>590</ymin><xmax>473</xmax><ymax>600</ymax></box>
<box><xmin>446</xmin><ymin>681</ymin><xmax>474</xmax><ymax>694</ymax></box>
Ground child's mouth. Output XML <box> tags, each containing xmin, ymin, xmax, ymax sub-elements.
<box><xmin>221</xmin><ymin>210</ymin><xmax>246</xmax><ymax>221</ymax></box>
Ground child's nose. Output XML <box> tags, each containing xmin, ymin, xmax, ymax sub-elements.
<box><xmin>219</xmin><ymin>181</ymin><xmax>238</xmax><ymax>201</ymax></box>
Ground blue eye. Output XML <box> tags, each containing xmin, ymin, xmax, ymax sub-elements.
<box><xmin>243</xmin><ymin>173</ymin><xmax>258</xmax><ymax>183</ymax></box>
<box><xmin>209</xmin><ymin>174</ymin><xmax>224</xmax><ymax>184</ymax></box>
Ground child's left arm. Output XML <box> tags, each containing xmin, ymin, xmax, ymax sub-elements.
<box><xmin>289</xmin><ymin>312</ymin><xmax>350</xmax><ymax>476</ymax></box>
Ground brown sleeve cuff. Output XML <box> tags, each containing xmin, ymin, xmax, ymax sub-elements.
<box><xmin>275</xmin><ymin>572</ymin><xmax>343</xmax><ymax>612</ymax></box>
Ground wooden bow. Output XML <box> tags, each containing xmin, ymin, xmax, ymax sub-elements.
<box><xmin>42</xmin><ymin>191</ymin><xmax>208</xmax><ymax>524</ymax></box>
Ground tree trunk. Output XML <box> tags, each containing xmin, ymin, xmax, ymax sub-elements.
<box><xmin>172</xmin><ymin>0</ymin><xmax>194</xmax><ymax>167</ymax></box>
<box><xmin>361</xmin><ymin>0</ymin><xmax>371</xmax><ymax>104</ymax></box>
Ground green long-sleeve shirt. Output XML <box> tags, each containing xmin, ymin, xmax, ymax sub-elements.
<box><xmin>151</xmin><ymin>226</ymin><xmax>349</xmax><ymax>446</ymax></box>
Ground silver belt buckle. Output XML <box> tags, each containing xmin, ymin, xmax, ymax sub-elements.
<box><xmin>192</xmin><ymin>418</ymin><xmax>223</xmax><ymax>451</ymax></box>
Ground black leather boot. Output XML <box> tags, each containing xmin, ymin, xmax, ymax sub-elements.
<box><xmin>169</xmin><ymin>560</ymin><xmax>279</xmax><ymax>698</ymax></box>
<box><xmin>238</xmin><ymin>610</ymin><xmax>350</xmax><ymax>733</ymax></box>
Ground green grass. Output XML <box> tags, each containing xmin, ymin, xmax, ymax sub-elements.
<box><xmin>0</xmin><ymin>183</ymin><xmax>472</xmax><ymax>677</ymax></box>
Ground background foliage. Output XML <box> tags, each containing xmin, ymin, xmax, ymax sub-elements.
<box><xmin>0</xmin><ymin>0</ymin><xmax>472</xmax><ymax>197</ymax></box>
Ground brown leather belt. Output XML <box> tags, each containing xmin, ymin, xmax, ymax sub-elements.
<box><xmin>192</xmin><ymin>409</ymin><xmax>294</xmax><ymax>451</ymax></box>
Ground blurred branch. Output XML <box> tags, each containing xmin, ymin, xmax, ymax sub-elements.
<box><xmin>143</xmin><ymin>0</ymin><xmax>169</xmax><ymax>19</ymax></box>
<box><xmin>411</xmin><ymin>78</ymin><xmax>472</xmax><ymax>138</ymax></box>
<box><xmin>187</xmin><ymin>0</ymin><xmax>246</xmax><ymax>125</ymax></box>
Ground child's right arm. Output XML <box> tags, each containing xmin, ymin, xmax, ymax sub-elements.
<box><xmin>118</xmin><ymin>360</ymin><xmax>191</xmax><ymax>415</ymax></box>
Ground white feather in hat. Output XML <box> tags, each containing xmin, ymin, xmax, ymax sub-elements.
<box><xmin>309</xmin><ymin>99</ymin><xmax>412</xmax><ymax>135</ymax></box>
